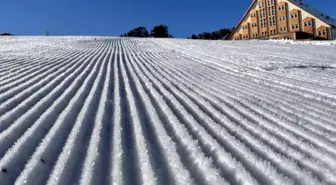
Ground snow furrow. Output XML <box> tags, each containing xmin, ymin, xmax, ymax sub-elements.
<box><xmin>148</xmin><ymin>52</ymin><xmax>336</xmax><ymax>167</ymax></box>
<box><xmin>130</xmin><ymin>51</ymin><xmax>260</xmax><ymax>185</ymax></box>
<box><xmin>0</xmin><ymin>37</ymin><xmax>335</xmax><ymax>185</ymax></box>
<box><xmin>118</xmin><ymin>46</ymin><xmax>157</xmax><ymax>185</ymax></box>
<box><xmin>123</xmin><ymin>46</ymin><xmax>194</xmax><ymax>185</ymax></box>
<box><xmin>11</xmin><ymin>41</ymin><xmax>110</xmax><ymax>185</ymax></box>
<box><xmin>153</xmin><ymin>52</ymin><xmax>336</xmax><ymax>140</ymax></box>
<box><xmin>139</xmin><ymin>52</ymin><xmax>334</xmax><ymax>184</ymax></box>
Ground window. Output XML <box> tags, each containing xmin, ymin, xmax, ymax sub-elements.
<box><xmin>284</xmin><ymin>36</ymin><xmax>292</xmax><ymax>40</ymax></box>
<box><xmin>278</xmin><ymin>5</ymin><xmax>285</xmax><ymax>11</ymax></box>
<box><xmin>279</xmin><ymin>17</ymin><xmax>282</xmax><ymax>21</ymax></box>
<box><xmin>308</xmin><ymin>21</ymin><xmax>312</xmax><ymax>26</ymax></box>
<box><xmin>318</xmin><ymin>31</ymin><xmax>322</xmax><ymax>36</ymax></box>
<box><xmin>304</xmin><ymin>22</ymin><xmax>307</xmax><ymax>27</ymax></box>
<box><xmin>291</xmin><ymin>14</ymin><xmax>294</xmax><ymax>18</ymax></box>
<box><xmin>284</xmin><ymin>26</ymin><xmax>287</xmax><ymax>31</ymax></box>
<box><xmin>280</xmin><ymin>27</ymin><xmax>283</xmax><ymax>32</ymax></box>
<box><xmin>283</xmin><ymin>16</ymin><xmax>286</xmax><ymax>20</ymax></box>
<box><xmin>323</xmin><ymin>30</ymin><xmax>326</xmax><ymax>35</ymax></box>
<box><xmin>292</xmin><ymin>24</ymin><xmax>298</xmax><ymax>29</ymax></box>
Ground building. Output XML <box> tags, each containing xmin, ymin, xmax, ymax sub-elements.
<box><xmin>229</xmin><ymin>0</ymin><xmax>336</xmax><ymax>40</ymax></box>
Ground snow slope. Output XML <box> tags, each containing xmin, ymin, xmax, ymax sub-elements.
<box><xmin>0</xmin><ymin>37</ymin><xmax>336</xmax><ymax>185</ymax></box>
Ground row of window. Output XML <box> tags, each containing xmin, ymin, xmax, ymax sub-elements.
<box><xmin>291</xmin><ymin>13</ymin><xmax>299</xmax><ymax>19</ymax></box>
<box><xmin>259</xmin><ymin>1</ymin><xmax>265</xmax><ymax>8</ymax></box>
<box><xmin>235</xmin><ymin>29</ymin><xmax>326</xmax><ymax>40</ymax></box>
<box><xmin>270</xmin><ymin>29</ymin><xmax>277</xmax><ymax>35</ymax></box>
<box><xmin>269</xmin><ymin>16</ymin><xmax>276</xmax><ymax>26</ymax></box>
<box><xmin>292</xmin><ymin>24</ymin><xmax>299</xmax><ymax>30</ymax></box>
<box><xmin>268</xmin><ymin>6</ymin><xmax>275</xmax><ymax>16</ymax></box>
<box><xmin>243</xmin><ymin>22</ymin><xmax>317</xmax><ymax>31</ymax></box>
<box><xmin>268</xmin><ymin>0</ymin><xmax>274</xmax><ymax>6</ymax></box>
<box><xmin>279</xmin><ymin>16</ymin><xmax>286</xmax><ymax>21</ymax></box>
<box><xmin>279</xmin><ymin>26</ymin><xmax>288</xmax><ymax>32</ymax></box>
<box><xmin>318</xmin><ymin>30</ymin><xmax>327</xmax><ymax>36</ymax></box>
<box><xmin>284</xmin><ymin>36</ymin><xmax>292</xmax><ymax>40</ymax></box>
<box><xmin>259</xmin><ymin>8</ymin><xmax>266</xmax><ymax>18</ymax></box>
<box><xmin>261</xmin><ymin>31</ymin><xmax>268</xmax><ymax>36</ymax></box>
<box><xmin>278</xmin><ymin>5</ymin><xmax>285</xmax><ymax>11</ymax></box>
<box><xmin>260</xmin><ymin>19</ymin><xmax>267</xmax><ymax>28</ymax></box>
<box><xmin>304</xmin><ymin>21</ymin><xmax>312</xmax><ymax>27</ymax></box>
<box><xmin>252</xmin><ymin>33</ymin><xmax>259</xmax><ymax>38</ymax></box>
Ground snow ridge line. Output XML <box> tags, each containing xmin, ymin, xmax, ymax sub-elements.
<box><xmin>11</xmin><ymin>40</ymin><xmax>110</xmax><ymax>185</ymax></box>
<box><xmin>152</xmin><ymin>52</ymin><xmax>336</xmax><ymax>141</ymax></box>
<box><xmin>139</xmin><ymin>51</ymin><xmax>333</xmax><ymax>184</ymax></box>
<box><xmin>147</xmin><ymin>51</ymin><xmax>336</xmax><ymax>168</ymax></box>
<box><xmin>122</xmin><ymin>43</ymin><xmax>194</xmax><ymax>185</ymax></box>
<box><xmin>152</xmin><ymin>39</ymin><xmax>336</xmax><ymax>102</ymax></box>
<box><xmin>128</xmin><ymin>46</ymin><xmax>259</xmax><ymax>185</ymax></box>
<box><xmin>0</xmin><ymin>50</ymin><xmax>82</xmax><ymax>94</ymax></box>
<box><xmin>0</xmin><ymin>37</ymin><xmax>335</xmax><ymax>185</ymax></box>
<box><xmin>119</xmin><ymin>41</ymin><xmax>156</xmax><ymax>185</ymax></box>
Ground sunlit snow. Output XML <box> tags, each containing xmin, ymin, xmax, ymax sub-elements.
<box><xmin>0</xmin><ymin>37</ymin><xmax>336</xmax><ymax>185</ymax></box>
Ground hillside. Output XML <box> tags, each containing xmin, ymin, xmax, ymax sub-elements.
<box><xmin>0</xmin><ymin>37</ymin><xmax>336</xmax><ymax>185</ymax></box>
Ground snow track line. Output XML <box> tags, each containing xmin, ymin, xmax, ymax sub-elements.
<box><xmin>43</xmin><ymin>42</ymin><xmax>111</xmax><ymax>185</ymax></box>
<box><xmin>0</xmin><ymin>50</ymin><xmax>82</xmax><ymax>92</ymax></box>
<box><xmin>1</xmin><ymin>37</ymin><xmax>336</xmax><ymax>185</ymax></box>
<box><xmin>122</xmin><ymin>44</ymin><xmax>194</xmax><ymax>185</ymax></box>
<box><xmin>156</xmin><ymin>44</ymin><xmax>336</xmax><ymax>117</ymax></box>
<box><xmin>153</xmin><ymin>52</ymin><xmax>336</xmax><ymax>141</ymax></box>
<box><xmin>0</xmin><ymin>50</ymin><xmax>96</xmax><ymax>133</ymax></box>
<box><xmin>119</xmin><ymin>43</ymin><xmax>157</xmax><ymax>185</ymax></box>
<box><xmin>139</xmin><ymin>52</ymin><xmax>334</xmax><ymax>184</ymax></box>
<box><xmin>9</xmin><ymin>41</ymin><xmax>110</xmax><ymax>185</ymax></box>
<box><xmin>148</xmin><ymin>52</ymin><xmax>336</xmax><ymax>165</ymax></box>
<box><xmin>129</xmin><ymin>49</ymin><xmax>259</xmax><ymax>185</ymax></box>
<box><xmin>151</xmin><ymin>39</ymin><xmax>336</xmax><ymax>107</ymax></box>
<box><xmin>135</xmin><ymin>52</ymin><xmax>296</xmax><ymax>184</ymax></box>
<box><xmin>140</xmin><ymin>49</ymin><xmax>336</xmax><ymax>184</ymax></box>
<box><xmin>147</xmin><ymin>52</ymin><xmax>336</xmax><ymax>154</ymax></box>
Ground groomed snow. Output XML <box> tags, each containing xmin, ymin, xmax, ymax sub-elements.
<box><xmin>0</xmin><ymin>37</ymin><xmax>336</xmax><ymax>185</ymax></box>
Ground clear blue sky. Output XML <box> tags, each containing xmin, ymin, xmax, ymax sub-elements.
<box><xmin>1</xmin><ymin>0</ymin><xmax>335</xmax><ymax>38</ymax></box>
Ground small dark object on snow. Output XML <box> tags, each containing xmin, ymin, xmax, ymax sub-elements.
<box><xmin>40</xmin><ymin>158</ymin><xmax>46</xmax><ymax>164</ymax></box>
<box><xmin>1</xmin><ymin>168</ymin><xmax>7</xmax><ymax>173</ymax></box>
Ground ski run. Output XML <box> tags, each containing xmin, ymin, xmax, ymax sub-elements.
<box><xmin>0</xmin><ymin>36</ymin><xmax>336</xmax><ymax>185</ymax></box>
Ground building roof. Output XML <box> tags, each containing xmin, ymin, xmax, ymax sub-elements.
<box><xmin>228</xmin><ymin>0</ymin><xmax>336</xmax><ymax>39</ymax></box>
<box><xmin>288</xmin><ymin>0</ymin><xmax>336</xmax><ymax>27</ymax></box>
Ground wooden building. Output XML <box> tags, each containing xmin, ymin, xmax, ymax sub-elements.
<box><xmin>229</xmin><ymin>0</ymin><xmax>336</xmax><ymax>40</ymax></box>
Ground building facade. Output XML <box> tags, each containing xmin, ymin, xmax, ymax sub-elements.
<box><xmin>229</xmin><ymin>0</ymin><xmax>336</xmax><ymax>40</ymax></box>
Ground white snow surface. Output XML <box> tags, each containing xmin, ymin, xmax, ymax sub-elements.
<box><xmin>0</xmin><ymin>37</ymin><xmax>336</xmax><ymax>185</ymax></box>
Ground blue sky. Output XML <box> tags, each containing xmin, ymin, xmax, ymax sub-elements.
<box><xmin>1</xmin><ymin>0</ymin><xmax>335</xmax><ymax>38</ymax></box>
